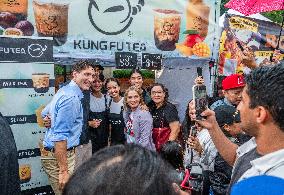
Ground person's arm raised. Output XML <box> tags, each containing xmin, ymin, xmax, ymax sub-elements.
<box><xmin>189</xmin><ymin>101</ymin><xmax>238</xmax><ymax>166</ymax></box>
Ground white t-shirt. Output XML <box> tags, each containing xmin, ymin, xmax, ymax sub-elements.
<box><xmin>184</xmin><ymin>128</ymin><xmax>217</xmax><ymax>171</ymax></box>
<box><xmin>90</xmin><ymin>94</ymin><xmax>110</xmax><ymax>112</ymax></box>
<box><xmin>109</xmin><ymin>97</ymin><xmax>124</xmax><ymax>114</ymax></box>
<box><xmin>198</xmin><ymin>129</ymin><xmax>217</xmax><ymax>171</ymax></box>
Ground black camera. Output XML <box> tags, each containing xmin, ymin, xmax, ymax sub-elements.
<box><xmin>179</xmin><ymin>163</ymin><xmax>203</xmax><ymax>194</ymax></box>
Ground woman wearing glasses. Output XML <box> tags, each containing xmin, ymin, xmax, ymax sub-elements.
<box><xmin>148</xmin><ymin>83</ymin><xmax>180</xmax><ymax>152</ymax></box>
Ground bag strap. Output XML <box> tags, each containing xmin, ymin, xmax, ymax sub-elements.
<box><xmin>106</xmin><ymin>97</ymin><xmax>112</xmax><ymax>113</ymax></box>
<box><xmin>104</xmin><ymin>94</ymin><xmax>109</xmax><ymax>112</ymax></box>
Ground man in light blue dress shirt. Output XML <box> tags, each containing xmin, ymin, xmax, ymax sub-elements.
<box><xmin>40</xmin><ymin>61</ymin><xmax>95</xmax><ymax>195</ymax></box>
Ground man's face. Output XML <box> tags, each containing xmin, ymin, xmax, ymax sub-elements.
<box><xmin>237</xmin><ymin>87</ymin><xmax>257</xmax><ymax>136</ymax></box>
<box><xmin>223</xmin><ymin>87</ymin><xmax>243</xmax><ymax>106</ymax></box>
<box><xmin>73</xmin><ymin>66</ymin><xmax>95</xmax><ymax>91</ymax></box>
<box><xmin>130</xmin><ymin>73</ymin><xmax>143</xmax><ymax>89</ymax></box>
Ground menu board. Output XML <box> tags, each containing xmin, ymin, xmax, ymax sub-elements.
<box><xmin>115</xmin><ymin>52</ymin><xmax>138</xmax><ymax>69</ymax></box>
<box><xmin>0</xmin><ymin>36</ymin><xmax>54</xmax><ymax>194</ymax></box>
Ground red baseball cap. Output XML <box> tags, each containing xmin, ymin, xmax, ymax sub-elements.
<box><xmin>222</xmin><ymin>74</ymin><xmax>245</xmax><ymax>90</ymax></box>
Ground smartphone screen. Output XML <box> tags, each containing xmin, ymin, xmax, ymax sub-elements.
<box><xmin>190</xmin><ymin>126</ymin><xmax>198</xmax><ymax>137</ymax></box>
<box><xmin>192</xmin><ymin>85</ymin><xmax>208</xmax><ymax>120</ymax></box>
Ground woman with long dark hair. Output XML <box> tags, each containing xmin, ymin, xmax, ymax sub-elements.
<box><xmin>129</xmin><ymin>69</ymin><xmax>151</xmax><ymax>104</ymax></box>
<box><xmin>105</xmin><ymin>78</ymin><xmax>126</xmax><ymax>145</ymax></box>
<box><xmin>88</xmin><ymin>74</ymin><xmax>110</xmax><ymax>153</ymax></box>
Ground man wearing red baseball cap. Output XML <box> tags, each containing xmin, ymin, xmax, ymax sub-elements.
<box><xmin>210</xmin><ymin>74</ymin><xmax>245</xmax><ymax>111</ymax></box>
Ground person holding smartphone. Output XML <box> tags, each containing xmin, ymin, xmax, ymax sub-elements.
<box><xmin>188</xmin><ymin>64</ymin><xmax>284</xmax><ymax>194</ymax></box>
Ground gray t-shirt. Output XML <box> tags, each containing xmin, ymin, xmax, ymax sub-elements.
<box><xmin>227</xmin><ymin>147</ymin><xmax>262</xmax><ymax>194</ymax></box>
<box><xmin>90</xmin><ymin>94</ymin><xmax>110</xmax><ymax>113</ymax></box>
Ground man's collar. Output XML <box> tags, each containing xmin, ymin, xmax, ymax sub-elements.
<box><xmin>250</xmin><ymin>148</ymin><xmax>284</xmax><ymax>174</ymax></box>
<box><xmin>69</xmin><ymin>80</ymin><xmax>84</xmax><ymax>99</ymax></box>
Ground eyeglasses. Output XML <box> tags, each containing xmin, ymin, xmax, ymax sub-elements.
<box><xmin>151</xmin><ymin>91</ymin><xmax>164</xmax><ymax>95</ymax></box>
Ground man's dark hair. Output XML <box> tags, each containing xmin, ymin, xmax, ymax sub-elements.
<box><xmin>72</xmin><ymin>60</ymin><xmax>94</xmax><ymax>73</ymax></box>
<box><xmin>245</xmin><ymin>63</ymin><xmax>284</xmax><ymax>130</ymax></box>
<box><xmin>63</xmin><ymin>144</ymin><xmax>180</xmax><ymax>195</ymax></box>
<box><xmin>160</xmin><ymin>141</ymin><xmax>184</xmax><ymax>170</ymax></box>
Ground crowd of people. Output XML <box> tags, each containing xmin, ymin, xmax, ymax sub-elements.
<box><xmin>1</xmin><ymin>59</ymin><xmax>284</xmax><ymax>195</ymax></box>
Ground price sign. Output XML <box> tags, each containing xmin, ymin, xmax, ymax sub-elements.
<box><xmin>141</xmin><ymin>53</ymin><xmax>162</xmax><ymax>70</ymax></box>
<box><xmin>115</xmin><ymin>52</ymin><xmax>138</xmax><ymax>69</ymax></box>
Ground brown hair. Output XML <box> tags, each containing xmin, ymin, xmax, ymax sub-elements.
<box><xmin>72</xmin><ymin>60</ymin><xmax>94</xmax><ymax>73</ymax></box>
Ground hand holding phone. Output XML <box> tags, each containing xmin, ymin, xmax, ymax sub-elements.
<box><xmin>190</xmin><ymin>125</ymin><xmax>198</xmax><ymax>137</ymax></box>
<box><xmin>192</xmin><ymin>84</ymin><xmax>208</xmax><ymax>120</ymax></box>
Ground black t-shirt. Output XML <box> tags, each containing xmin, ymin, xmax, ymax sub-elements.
<box><xmin>149</xmin><ymin>102</ymin><xmax>179</xmax><ymax>128</ymax></box>
<box><xmin>227</xmin><ymin>147</ymin><xmax>262</xmax><ymax>194</ymax></box>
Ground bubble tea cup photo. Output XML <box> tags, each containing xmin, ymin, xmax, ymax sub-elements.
<box><xmin>32</xmin><ymin>73</ymin><xmax>50</xmax><ymax>93</ymax></box>
<box><xmin>153</xmin><ymin>9</ymin><xmax>181</xmax><ymax>51</ymax></box>
<box><xmin>32</xmin><ymin>0</ymin><xmax>69</xmax><ymax>46</ymax></box>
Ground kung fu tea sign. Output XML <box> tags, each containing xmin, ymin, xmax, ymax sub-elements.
<box><xmin>0</xmin><ymin>0</ymin><xmax>220</xmax><ymax>67</ymax></box>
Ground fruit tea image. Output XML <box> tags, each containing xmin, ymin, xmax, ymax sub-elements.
<box><xmin>32</xmin><ymin>0</ymin><xmax>69</xmax><ymax>46</ymax></box>
<box><xmin>32</xmin><ymin>73</ymin><xmax>50</xmax><ymax>93</ymax></box>
<box><xmin>186</xmin><ymin>0</ymin><xmax>210</xmax><ymax>38</ymax></box>
<box><xmin>153</xmin><ymin>9</ymin><xmax>181</xmax><ymax>51</ymax></box>
<box><xmin>19</xmin><ymin>164</ymin><xmax>31</xmax><ymax>183</ymax></box>
<box><xmin>0</xmin><ymin>0</ymin><xmax>28</xmax><ymax>20</ymax></box>
<box><xmin>0</xmin><ymin>2</ymin><xmax>34</xmax><ymax>36</ymax></box>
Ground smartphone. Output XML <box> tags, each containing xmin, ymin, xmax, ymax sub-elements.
<box><xmin>190</xmin><ymin>125</ymin><xmax>198</xmax><ymax>137</ymax></box>
<box><xmin>197</xmin><ymin>67</ymin><xmax>203</xmax><ymax>78</ymax></box>
<box><xmin>192</xmin><ymin>85</ymin><xmax>208</xmax><ymax>120</ymax></box>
